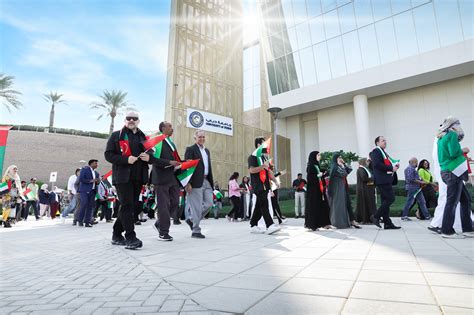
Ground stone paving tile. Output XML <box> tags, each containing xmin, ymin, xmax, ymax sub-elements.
<box><xmin>1</xmin><ymin>217</ymin><xmax>473</xmax><ymax>314</ymax></box>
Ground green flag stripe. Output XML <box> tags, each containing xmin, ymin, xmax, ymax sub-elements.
<box><xmin>177</xmin><ymin>167</ymin><xmax>196</xmax><ymax>180</ymax></box>
<box><xmin>0</xmin><ymin>146</ymin><xmax>5</xmax><ymax>174</ymax></box>
<box><xmin>153</xmin><ymin>142</ymin><xmax>163</xmax><ymax>158</ymax></box>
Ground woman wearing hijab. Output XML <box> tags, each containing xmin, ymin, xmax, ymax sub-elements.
<box><xmin>417</xmin><ymin>159</ymin><xmax>438</xmax><ymax>209</ymax></box>
<box><xmin>328</xmin><ymin>153</ymin><xmax>360</xmax><ymax>229</ymax></box>
<box><xmin>356</xmin><ymin>158</ymin><xmax>377</xmax><ymax>224</ymax></box>
<box><xmin>38</xmin><ymin>184</ymin><xmax>51</xmax><ymax>218</ymax></box>
<box><xmin>1</xmin><ymin>165</ymin><xmax>24</xmax><ymax>227</ymax></box>
<box><xmin>305</xmin><ymin>151</ymin><xmax>332</xmax><ymax>230</ymax></box>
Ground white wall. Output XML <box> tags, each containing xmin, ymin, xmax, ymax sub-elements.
<box><xmin>283</xmin><ymin>75</ymin><xmax>474</xmax><ymax>183</ymax></box>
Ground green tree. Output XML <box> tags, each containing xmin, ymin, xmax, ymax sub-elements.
<box><xmin>320</xmin><ymin>150</ymin><xmax>359</xmax><ymax>171</ymax></box>
<box><xmin>44</xmin><ymin>91</ymin><xmax>66</xmax><ymax>129</ymax></box>
<box><xmin>90</xmin><ymin>89</ymin><xmax>134</xmax><ymax>135</ymax></box>
<box><xmin>0</xmin><ymin>73</ymin><xmax>22</xmax><ymax>112</ymax></box>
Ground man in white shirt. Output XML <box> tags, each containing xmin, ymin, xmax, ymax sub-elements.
<box><xmin>61</xmin><ymin>169</ymin><xmax>80</xmax><ymax>223</ymax></box>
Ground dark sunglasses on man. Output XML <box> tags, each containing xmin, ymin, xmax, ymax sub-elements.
<box><xmin>126</xmin><ymin>116</ymin><xmax>139</xmax><ymax>121</ymax></box>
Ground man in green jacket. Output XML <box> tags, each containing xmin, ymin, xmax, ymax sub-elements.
<box><xmin>437</xmin><ymin>117</ymin><xmax>473</xmax><ymax>238</ymax></box>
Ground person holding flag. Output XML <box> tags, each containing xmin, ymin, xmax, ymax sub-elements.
<box><xmin>369</xmin><ymin>136</ymin><xmax>401</xmax><ymax>229</ymax></box>
<box><xmin>292</xmin><ymin>173</ymin><xmax>307</xmax><ymax>218</ymax></box>
<box><xmin>1</xmin><ymin>165</ymin><xmax>24</xmax><ymax>228</ymax></box>
<box><xmin>401</xmin><ymin>157</ymin><xmax>431</xmax><ymax>221</ymax></box>
<box><xmin>248</xmin><ymin>137</ymin><xmax>280</xmax><ymax>234</ymax></box>
<box><xmin>183</xmin><ymin>130</ymin><xmax>214</xmax><ymax>239</ymax></box>
<box><xmin>105</xmin><ymin>111</ymin><xmax>149</xmax><ymax>249</ymax></box>
<box><xmin>140</xmin><ymin>121</ymin><xmax>181</xmax><ymax>242</ymax></box>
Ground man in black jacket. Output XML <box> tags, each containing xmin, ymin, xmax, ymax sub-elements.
<box><xmin>104</xmin><ymin>111</ymin><xmax>148</xmax><ymax>249</ymax></box>
<box><xmin>184</xmin><ymin>130</ymin><xmax>214</xmax><ymax>239</ymax></box>
<box><xmin>141</xmin><ymin>121</ymin><xmax>180</xmax><ymax>241</ymax></box>
<box><xmin>369</xmin><ymin>136</ymin><xmax>401</xmax><ymax>230</ymax></box>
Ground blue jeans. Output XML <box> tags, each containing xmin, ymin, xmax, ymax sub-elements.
<box><xmin>441</xmin><ymin>171</ymin><xmax>473</xmax><ymax>234</ymax></box>
<box><xmin>402</xmin><ymin>188</ymin><xmax>430</xmax><ymax>218</ymax></box>
<box><xmin>61</xmin><ymin>194</ymin><xmax>77</xmax><ymax>217</ymax></box>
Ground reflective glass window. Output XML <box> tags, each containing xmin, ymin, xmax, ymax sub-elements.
<box><xmin>338</xmin><ymin>2</ymin><xmax>357</xmax><ymax>34</ymax></box>
<box><xmin>324</xmin><ymin>9</ymin><xmax>341</xmax><ymax>38</ymax></box>
<box><xmin>282</xmin><ymin>0</ymin><xmax>295</xmax><ymax>27</ymax></box>
<box><xmin>307</xmin><ymin>0</ymin><xmax>322</xmax><ymax>17</ymax></box>
<box><xmin>275</xmin><ymin>56</ymin><xmax>290</xmax><ymax>93</ymax></box>
<box><xmin>270</xmin><ymin>32</ymin><xmax>286</xmax><ymax>58</ymax></box>
<box><xmin>327</xmin><ymin>36</ymin><xmax>347</xmax><ymax>78</ymax></box>
<box><xmin>359</xmin><ymin>24</ymin><xmax>380</xmax><ymax>68</ymax></box>
<box><xmin>337</xmin><ymin>0</ymin><xmax>351</xmax><ymax>6</ymax></box>
<box><xmin>393</xmin><ymin>11</ymin><xmax>418</xmax><ymax>58</ymax></box>
<box><xmin>342</xmin><ymin>31</ymin><xmax>363</xmax><ymax>73</ymax></box>
<box><xmin>244</xmin><ymin>87</ymin><xmax>253</xmax><ymax>111</ymax></box>
<box><xmin>354</xmin><ymin>0</ymin><xmax>374</xmax><ymax>27</ymax></box>
<box><xmin>372</xmin><ymin>0</ymin><xmax>392</xmax><ymax>21</ymax></box>
<box><xmin>375</xmin><ymin>18</ymin><xmax>399</xmax><ymax>63</ymax></box>
<box><xmin>286</xmin><ymin>53</ymin><xmax>301</xmax><ymax>89</ymax></box>
<box><xmin>321</xmin><ymin>0</ymin><xmax>337</xmax><ymax>13</ymax></box>
<box><xmin>287</xmin><ymin>27</ymin><xmax>299</xmax><ymax>52</ymax></box>
<box><xmin>411</xmin><ymin>0</ymin><xmax>430</xmax><ymax>7</ymax></box>
<box><xmin>292</xmin><ymin>51</ymin><xmax>304</xmax><ymax>88</ymax></box>
<box><xmin>391</xmin><ymin>0</ymin><xmax>411</xmax><ymax>14</ymax></box>
<box><xmin>267</xmin><ymin>61</ymin><xmax>278</xmax><ymax>95</ymax></box>
<box><xmin>292</xmin><ymin>0</ymin><xmax>308</xmax><ymax>24</ymax></box>
<box><xmin>413</xmin><ymin>3</ymin><xmax>440</xmax><ymax>52</ymax></box>
<box><xmin>314</xmin><ymin>42</ymin><xmax>332</xmax><ymax>82</ymax></box>
<box><xmin>309</xmin><ymin>16</ymin><xmax>326</xmax><ymax>44</ymax></box>
<box><xmin>434</xmin><ymin>0</ymin><xmax>463</xmax><ymax>46</ymax></box>
<box><xmin>296</xmin><ymin>22</ymin><xmax>312</xmax><ymax>49</ymax></box>
<box><xmin>253</xmin><ymin>84</ymin><xmax>261</xmax><ymax>106</ymax></box>
<box><xmin>299</xmin><ymin>46</ymin><xmax>318</xmax><ymax>86</ymax></box>
<box><xmin>459</xmin><ymin>0</ymin><xmax>473</xmax><ymax>39</ymax></box>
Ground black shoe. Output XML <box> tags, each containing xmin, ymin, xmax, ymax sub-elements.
<box><xmin>135</xmin><ymin>221</ymin><xmax>142</xmax><ymax>225</ymax></box>
<box><xmin>427</xmin><ymin>226</ymin><xmax>441</xmax><ymax>234</ymax></box>
<box><xmin>185</xmin><ymin>219</ymin><xmax>193</xmax><ymax>231</ymax></box>
<box><xmin>192</xmin><ymin>233</ymin><xmax>205</xmax><ymax>239</ymax></box>
<box><xmin>173</xmin><ymin>220</ymin><xmax>182</xmax><ymax>225</ymax></box>
<box><xmin>72</xmin><ymin>220</ymin><xmax>77</xmax><ymax>226</ymax></box>
<box><xmin>384</xmin><ymin>224</ymin><xmax>401</xmax><ymax>230</ymax></box>
<box><xmin>158</xmin><ymin>234</ymin><xmax>173</xmax><ymax>241</ymax></box>
<box><xmin>85</xmin><ymin>223</ymin><xmax>93</xmax><ymax>227</ymax></box>
<box><xmin>125</xmin><ymin>238</ymin><xmax>143</xmax><ymax>250</ymax></box>
<box><xmin>111</xmin><ymin>235</ymin><xmax>126</xmax><ymax>246</ymax></box>
<box><xmin>214</xmin><ymin>217</ymin><xmax>219</xmax><ymax>220</ymax></box>
<box><xmin>91</xmin><ymin>220</ymin><xmax>98</xmax><ymax>225</ymax></box>
<box><xmin>140</xmin><ymin>218</ymin><xmax>147</xmax><ymax>223</ymax></box>
<box><xmin>78</xmin><ymin>222</ymin><xmax>84</xmax><ymax>227</ymax></box>
<box><xmin>370</xmin><ymin>215</ymin><xmax>381</xmax><ymax>228</ymax></box>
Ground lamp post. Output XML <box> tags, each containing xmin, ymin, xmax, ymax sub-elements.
<box><xmin>267</xmin><ymin>107</ymin><xmax>282</xmax><ymax>171</ymax></box>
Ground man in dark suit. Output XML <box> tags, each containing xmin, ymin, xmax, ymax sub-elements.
<box><xmin>141</xmin><ymin>121</ymin><xmax>181</xmax><ymax>241</ymax></box>
<box><xmin>184</xmin><ymin>130</ymin><xmax>214</xmax><ymax>239</ymax></box>
<box><xmin>369</xmin><ymin>136</ymin><xmax>401</xmax><ymax>229</ymax></box>
<box><xmin>105</xmin><ymin>111</ymin><xmax>149</xmax><ymax>249</ymax></box>
<box><xmin>77</xmin><ymin>159</ymin><xmax>100</xmax><ymax>227</ymax></box>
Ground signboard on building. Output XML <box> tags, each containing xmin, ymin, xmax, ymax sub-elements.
<box><xmin>186</xmin><ymin>108</ymin><xmax>233</xmax><ymax>136</ymax></box>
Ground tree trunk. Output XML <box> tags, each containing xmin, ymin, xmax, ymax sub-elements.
<box><xmin>109</xmin><ymin>116</ymin><xmax>115</xmax><ymax>135</ymax></box>
<box><xmin>49</xmin><ymin>103</ymin><xmax>55</xmax><ymax>129</ymax></box>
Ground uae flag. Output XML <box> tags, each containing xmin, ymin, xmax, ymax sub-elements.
<box><xmin>252</xmin><ymin>138</ymin><xmax>271</xmax><ymax>183</ymax></box>
<box><xmin>176</xmin><ymin>159</ymin><xmax>200</xmax><ymax>187</ymax></box>
<box><xmin>0</xmin><ymin>181</ymin><xmax>10</xmax><ymax>196</ymax></box>
<box><xmin>103</xmin><ymin>170</ymin><xmax>113</xmax><ymax>186</ymax></box>
<box><xmin>22</xmin><ymin>188</ymin><xmax>34</xmax><ymax>199</ymax></box>
<box><xmin>213</xmin><ymin>190</ymin><xmax>223</xmax><ymax>199</ymax></box>
<box><xmin>143</xmin><ymin>133</ymin><xmax>168</xmax><ymax>152</ymax></box>
<box><xmin>0</xmin><ymin>126</ymin><xmax>12</xmax><ymax>173</ymax></box>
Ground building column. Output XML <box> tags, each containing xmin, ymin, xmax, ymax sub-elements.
<box><xmin>353</xmin><ymin>94</ymin><xmax>371</xmax><ymax>158</ymax></box>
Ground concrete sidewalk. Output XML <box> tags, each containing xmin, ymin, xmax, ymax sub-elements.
<box><xmin>1</xmin><ymin>217</ymin><xmax>473</xmax><ymax>314</ymax></box>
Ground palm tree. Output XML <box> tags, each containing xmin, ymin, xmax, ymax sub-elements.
<box><xmin>0</xmin><ymin>73</ymin><xmax>23</xmax><ymax>112</ymax></box>
<box><xmin>90</xmin><ymin>89</ymin><xmax>134</xmax><ymax>134</ymax></box>
<box><xmin>44</xmin><ymin>92</ymin><xmax>66</xmax><ymax>129</ymax></box>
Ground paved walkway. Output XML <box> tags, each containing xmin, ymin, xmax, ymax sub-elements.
<box><xmin>1</xmin><ymin>217</ymin><xmax>473</xmax><ymax>314</ymax></box>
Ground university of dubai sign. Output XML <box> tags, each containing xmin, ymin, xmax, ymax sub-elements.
<box><xmin>186</xmin><ymin>108</ymin><xmax>233</xmax><ymax>136</ymax></box>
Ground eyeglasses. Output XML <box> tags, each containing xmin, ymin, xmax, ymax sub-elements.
<box><xmin>126</xmin><ymin>117</ymin><xmax>138</xmax><ymax>121</ymax></box>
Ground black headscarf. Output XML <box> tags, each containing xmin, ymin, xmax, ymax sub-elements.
<box><xmin>329</xmin><ymin>153</ymin><xmax>341</xmax><ymax>178</ymax></box>
<box><xmin>306</xmin><ymin>151</ymin><xmax>320</xmax><ymax>174</ymax></box>
<box><xmin>417</xmin><ymin>159</ymin><xmax>429</xmax><ymax>171</ymax></box>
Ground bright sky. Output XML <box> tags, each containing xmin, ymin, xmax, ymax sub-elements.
<box><xmin>0</xmin><ymin>0</ymin><xmax>171</xmax><ymax>133</ymax></box>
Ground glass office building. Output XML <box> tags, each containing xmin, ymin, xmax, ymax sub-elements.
<box><xmin>254</xmin><ymin>0</ymin><xmax>473</xmax><ymax>180</ymax></box>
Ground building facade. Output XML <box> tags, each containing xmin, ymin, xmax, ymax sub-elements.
<box><xmin>257</xmin><ymin>0</ymin><xmax>473</xmax><ymax>181</ymax></box>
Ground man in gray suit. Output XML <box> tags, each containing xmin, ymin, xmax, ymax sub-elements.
<box><xmin>184</xmin><ymin>130</ymin><xmax>214</xmax><ymax>239</ymax></box>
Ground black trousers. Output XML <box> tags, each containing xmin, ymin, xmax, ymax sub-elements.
<box><xmin>26</xmin><ymin>200</ymin><xmax>39</xmax><ymax>219</ymax></box>
<box><xmin>250</xmin><ymin>190</ymin><xmax>274</xmax><ymax>228</ymax></box>
<box><xmin>441</xmin><ymin>171</ymin><xmax>472</xmax><ymax>234</ymax></box>
<box><xmin>155</xmin><ymin>183</ymin><xmax>180</xmax><ymax>235</ymax></box>
<box><xmin>228</xmin><ymin>196</ymin><xmax>241</xmax><ymax>220</ymax></box>
<box><xmin>375</xmin><ymin>184</ymin><xmax>394</xmax><ymax>225</ymax></box>
<box><xmin>113</xmin><ymin>181</ymin><xmax>142</xmax><ymax>240</ymax></box>
<box><xmin>271</xmin><ymin>190</ymin><xmax>283</xmax><ymax>223</ymax></box>
<box><xmin>97</xmin><ymin>200</ymin><xmax>111</xmax><ymax>221</ymax></box>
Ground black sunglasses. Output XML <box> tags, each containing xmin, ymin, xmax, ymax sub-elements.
<box><xmin>126</xmin><ymin>117</ymin><xmax>138</xmax><ymax>121</ymax></box>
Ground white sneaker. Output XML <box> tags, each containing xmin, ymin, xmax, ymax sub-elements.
<box><xmin>280</xmin><ymin>218</ymin><xmax>288</xmax><ymax>224</ymax></box>
<box><xmin>266</xmin><ymin>224</ymin><xmax>281</xmax><ymax>235</ymax></box>
<box><xmin>441</xmin><ymin>233</ymin><xmax>465</xmax><ymax>239</ymax></box>
<box><xmin>462</xmin><ymin>232</ymin><xmax>474</xmax><ymax>238</ymax></box>
<box><xmin>250</xmin><ymin>226</ymin><xmax>265</xmax><ymax>234</ymax></box>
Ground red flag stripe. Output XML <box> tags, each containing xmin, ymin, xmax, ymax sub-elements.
<box><xmin>103</xmin><ymin>170</ymin><xmax>112</xmax><ymax>179</ymax></box>
<box><xmin>180</xmin><ymin>159</ymin><xmax>200</xmax><ymax>170</ymax></box>
<box><xmin>143</xmin><ymin>134</ymin><xmax>168</xmax><ymax>151</ymax></box>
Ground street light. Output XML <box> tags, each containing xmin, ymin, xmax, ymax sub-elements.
<box><xmin>267</xmin><ymin>107</ymin><xmax>282</xmax><ymax>171</ymax></box>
